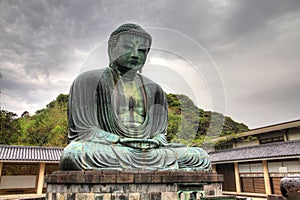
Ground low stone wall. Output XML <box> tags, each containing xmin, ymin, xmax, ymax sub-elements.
<box><xmin>45</xmin><ymin>171</ymin><xmax>226</xmax><ymax>200</ymax></box>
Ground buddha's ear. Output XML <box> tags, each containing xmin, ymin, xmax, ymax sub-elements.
<box><xmin>109</xmin><ymin>45</ymin><xmax>118</xmax><ymax>62</ymax></box>
<box><xmin>146</xmin><ymin>47</ymin><xmax>151</xmax><ymax>54</ymax></box>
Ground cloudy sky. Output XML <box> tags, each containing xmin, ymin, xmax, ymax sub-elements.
<box><xmin>1</xmin><ymin>0</ymin><xmax>300</xmax><ymax>129</ymax></box>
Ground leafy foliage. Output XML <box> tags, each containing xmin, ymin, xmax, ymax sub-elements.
<box><xmin>0</xmin><ymin>109</ymin><xmax>20</xmax><ymax>145</ymax></box>
<box><xmin>166</xmin><ymin>94</ymin><xmax>249</xmax><ymax>146</ymax></box>
<box><xmin>0</xmin><ymin>93</ymin><xmax>248</xmax><ymax>147</ymax></box>
<box><xmin>17</xmin><ymin>94</ymin><xmax>68</xmax><ymax>147</ymax></box>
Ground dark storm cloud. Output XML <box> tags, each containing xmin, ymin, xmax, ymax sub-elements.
<box><xmin>224</xmin><ymin>0</ymin><xmax>300</xmax><ymax>39</ymax></box>
<box><xmin>0</xmin><ymin>0</ymin><xmax>299</xmax><ymax>128</ymax></box>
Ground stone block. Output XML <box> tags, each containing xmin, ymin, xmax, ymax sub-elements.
<box><xmin>94</xmin><ymin>194</ymin><xmax>103</xmax><ymax>200</ymax></box>
<box><xmin>150</xmin><ymin>192</ymin><xmax>161</xmax><ymax>200</ymax></box>
<box><xmin>204</xmin><ymin>183</ymin><xmax>222</xmax><ymax>196</ymax></box>
<box><xmin>152</xmin><ymin>175</ymin><xmax>162</xmax><ymax>183</ymax></box>
<box><xmin>117</xmin><ymin>173</ymin><xmax>135</xmax><ymax>183</ymax></box>
<box><xmin>76</xmin><ymin>193</ymin><xmax>86</xmax><ymax>200</ymax></box>
<box><xmin>68</xmin><ymin>171</ymin><xmax>85</xmax><ymax>183</ymax></box>
<box><xmin>56</xmin><ymin>192</ymin><xmax>66</xmax><ymax>200</ymax></box>
<box><xmin>79</xmin><ymin>184</ymin><xmax>90</xmax><ymax>193</ymax></box>
<box><xmin>56</xmin><ymin>184</ymin><xmax>68</xmax><ymax>193</ymax></box>
<box><xmin>98</xmin><ymin>184</ymin><xmax>115</xmax><ymax>193</ymax></box>
<box><xmin>100</xmin><ymin>174</ymin><xmax>117</xmax><ymax>183</ymax></box>
<box><xmin>179</xmin><ymin>191</ymin><xmax>198</xmax><ymax>200</ymax></box>
<box><xmin>45</xmin><ymin>174</ymin><xmax>52</xmax><ymax>183</ymax></box>
<box><xmin>128</xmin><ymin>184</ymin><xmax>137</xmax><ymax>192</ymax></box>
<box><xmin>85</xmin><ymin>171</ymin><xmax>100</xmax><ymax>183</ymax></box>
<box><xmin>45</xmin><ymin>171</ymin><xmax>224</xmax><ymax>200</ymax></box>
<box><xmin>135</xmin><ymin>174</ymin><xmax>152</xmax><ymax>183</ymax></box>
<box><xmin>166</xmin><ymin>184</ymin><xmax>175</xmax><ymax>192</ymax></box>
<box><xmin>160</xmin><ymin>172</ymin><xmax>208</xmax><ymax>183</ymax></box>
<box><xmin>112</xmin><ymin>192</ymin><xmax>129</xmax><ymax>200</ymax></box>
<box><xmin>46</xmin><ymin>192</ymin><xmax>52</xmax><ymax>200</ymax></box>
<box><xmin>200</xmin><ymin>173</ymin><xmax>221</xmax><ymax>182</ymax></box>
<box><xmin>170</xmin><ymin>174</ymin><xmax>197</xmax><ymax>183</ymax></box>
<box><xmin>161</xmin><ymin>192</ymin><xmax>177</xmax><ymax>200</ymax></box>
<box><xmin>67</xmin><ymin>193</ymin><xmax>76</xmax><ymax>200</ymax></box>
<box><xmin>161</xmin><ymin>175</ymin><xmax>171</xmax><ymax>183</ymax></box>
<box><xmin>103</xmin><ymin>193</ymin><xmax>112</xmax><ymax>200</ymax></box>
<box><xmin>56</xmin><ymin>174</ymin><xmax>67</xmax><ymax>183</ymax></box>
<box><xmin>129</xmin><ymin>192</ymin><xmax>140</xmax><ymax>200</ymax></box>
<box><xmin>69</xmin><ymin>184</ymin><xmax>81</xmax><ymax>193</ymax></box>
<box><xmin>94</xmin><ymin>193</ymin><xmax>112</xmax><ymax>200</ymax></box>
<box><xmin>102</xmin><ymin>170</ymin><xmax>120</xmax><ymax>175</ymax></box>
<box><xmin>87</xmin><ymin>193</ymin><xmax>95</xmax><ymax>200</ymax></box>
<box><xmin>154</xmin><ymin>171</ymin><xmax>170</xmax><ymax>175</ymax></box>
<box><xmin>91</xmin><ymin>184</ymin><xmax>101</xmax><ymax>193</ymax></box>
<box><xmin>47</xmin><ymin>184</ymin><xmax>54</xmax><ymax>192</ymax></box>
<box><xmin>197</xmin><ymin>191</ymin><xmax>205</xmax><ymax>199</ymax></box>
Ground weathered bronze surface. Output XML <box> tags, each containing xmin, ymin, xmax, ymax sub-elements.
<box><xmin>59</xmin><ymin>23</ymin><xmax>211</xmax><ymax>171</ymax></box>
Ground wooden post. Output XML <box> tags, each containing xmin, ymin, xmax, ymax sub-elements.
<box><xmin>212</xmin><ymin>164</ymin><xmax>217</xmax><ymax>173</ymax></box>
<box><xmin>36</xmin><ymin>162</ymin><xmax>45</xmax><ymax>195</ymax></box>
<box><xmin>234</xmin><ymin>162</ymin><xmax>241</xmax><ymax>192</ymax></box>
<box><xmin>233</xmin><ymin>141</ymin><xmax>237</xmax><ymax>148</ymax></box>
<box><xmin>0</xmin><ymin>162</ymin><xmax>3</xmax><ymax>183</ymax></box>
<box><xmin>262</xmin><ymin>160</ymin><xmax>271</xmax><ymax>195</ymax></box>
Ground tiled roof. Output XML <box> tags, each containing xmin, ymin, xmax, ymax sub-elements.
<box><xmin>0</xmin><ymin>145</ymin><xmax>63</xmax><ymax>162</ymax></box>
<box><xmin>210</xmin><ymin>119</ymin><xmax>300</xmax><ymax>143</ymax></box>
<box><xmin>209</xmin><ymin>140</ymin><xmax>300</xmax><ymax>163</ymax></box>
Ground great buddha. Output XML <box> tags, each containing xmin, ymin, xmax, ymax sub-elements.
<box><xmin>59</xmin><ymin>23</ymin><xmax>212</xmax><ymax>171</ymax></box>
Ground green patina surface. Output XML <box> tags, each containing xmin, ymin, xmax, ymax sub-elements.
<box><xmin>59</xmin><ymin>23</ymin><xmax>211</xmax><ymax>172</ymax></box>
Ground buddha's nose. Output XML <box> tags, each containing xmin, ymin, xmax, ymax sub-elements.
<box><xmin>131</xmin><ymin>49</ymin><xmax>139</xmax><ymax>59</ymax></box>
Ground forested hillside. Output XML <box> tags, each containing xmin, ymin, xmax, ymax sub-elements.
<box><xmin>0</xmin><ymin>94</ymin><xmax>248</xmax><ymax>147</ymax></box>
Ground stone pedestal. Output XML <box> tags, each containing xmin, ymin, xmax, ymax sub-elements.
<box><xmin>45</xmin><ymin>171</ymin><xmax>225</xmax><ymax>200</ymax></box>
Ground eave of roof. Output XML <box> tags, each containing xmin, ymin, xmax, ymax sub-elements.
<box><xmin>0</xmin><ymin>145</ymin><xmax>64</xmax><ymax>162</ymax></box>
<box><xmin>209</xmin><ymin>140</ymin><xmax>300</xmax><ymax>164</ymax></box>
<box><xmin>210</xmin><ymin>119</ymin><xmax>300</xmax><ymax>143</ymax></box>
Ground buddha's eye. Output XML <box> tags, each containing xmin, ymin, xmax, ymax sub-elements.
<box><xmin>123</xmin><ymin>44</ymin><xmax>133</xmax><ymax>50</ymax></box>
<box><xmin>138</xmin><ymin>48</ymin><xmax>147</xmax><ymax>53</ymax></box>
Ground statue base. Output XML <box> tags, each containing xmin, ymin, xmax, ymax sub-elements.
<box><xmin>45</xmin><ymin>170</ymin><xmax>230</xmax><ymax>200</ymax></box>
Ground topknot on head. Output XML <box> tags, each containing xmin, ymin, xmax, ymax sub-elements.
<box><xmin>109</xmin><ymin>23</ymin><xmax>152</xmax><ymax>44</ymax></box>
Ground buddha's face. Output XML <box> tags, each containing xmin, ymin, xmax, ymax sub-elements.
<box><xmin>111</xmin><ymin>33</ymin><xmax>150</xmax><ymax>72</ymax></box>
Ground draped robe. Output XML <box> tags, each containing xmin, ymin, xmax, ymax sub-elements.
<box><xmin>59</xmin><ymin>68</ymin><xmax>211</xmax><ymax>171</ymax></box>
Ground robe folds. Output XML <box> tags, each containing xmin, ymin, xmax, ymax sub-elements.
<box><xmin>59</xmin><ymin>68</ymin><xmax>211</xmax><ymax>171</ymax></box>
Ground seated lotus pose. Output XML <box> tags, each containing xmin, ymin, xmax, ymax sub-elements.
<box><xmin>59</xmin><ymin>23</ymin><xmax>211</xmax><ymax>171</ymax></box>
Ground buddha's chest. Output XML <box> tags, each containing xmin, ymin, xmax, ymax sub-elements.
<box><xmin>113</xmin><ymin>78</ymin><xmax>146</xmax><ymax>126</ymax></box>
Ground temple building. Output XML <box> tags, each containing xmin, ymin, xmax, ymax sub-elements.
<box><xmin>0</xmin><ymin>146</ymin><xmax>62</xmax><ymax>195</ymax></box>
<box><xmin>209</xmin><ymin>119</ymin><xmax>300</xmax><ymax>199</ymax></box>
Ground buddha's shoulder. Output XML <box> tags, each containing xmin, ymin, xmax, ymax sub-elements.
<box><xmin>71</xmin><ymin>69</ymin><xmax>108</xmax><ymax>89</ymax></box>
<box><xmin>139</xmin><ymin>74</ymin><xmax>164</xmax><ymax>92</ymax></box>
<box><xmin>75</xmin><ymin>69</ymin><xmax>106</xmax><ymax>80</ymax></box>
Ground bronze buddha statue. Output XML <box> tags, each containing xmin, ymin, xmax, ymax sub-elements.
<box><xmin>59</xmin><ymin>23</ymin><xmax>211</xmax><ymax>171</ymax></box>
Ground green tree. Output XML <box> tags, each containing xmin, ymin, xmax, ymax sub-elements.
<box><xmin>0</xmin><ymin>109</ymin><xmax>20</xmax><ymax>144</ymax></box>
<box><xmin>166</xmin><ymin>93</ymin><xmax>249</xmax><ymax>146</ymax></box>
<box><xmin>18</xmin><ymin>95</ymin><xmax>68</xmax><ymax>147</ymax></box>
<box><xmin>12</xmin><ymin>92</ymin><xmax>248</xmax><ymax>148</ymax></box>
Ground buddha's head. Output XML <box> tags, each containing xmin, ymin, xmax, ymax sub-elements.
<box><xmin>108</xmin><ymin>23</ymin><xmax>152</xmax><ymax>73</ymax></box>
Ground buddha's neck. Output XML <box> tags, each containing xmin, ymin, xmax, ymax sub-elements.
<box><xmin>110</xmin><ymin>64</ymin><xmax>139</xmax><ymax>81</ymax></box>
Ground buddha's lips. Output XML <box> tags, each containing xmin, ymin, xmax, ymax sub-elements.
<box><xmin>130</xmin><ymin>60</ymin><xmax>138</xmax><ymax>64</ymax></box>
